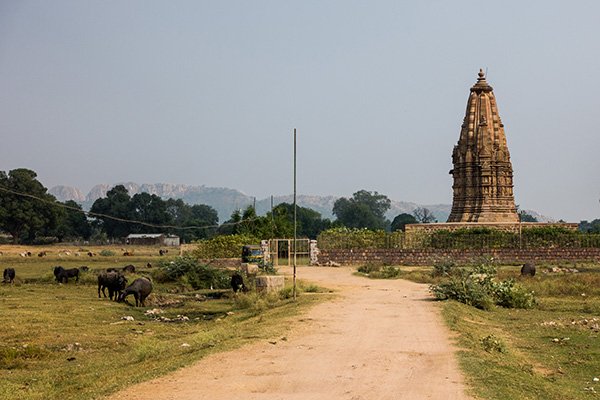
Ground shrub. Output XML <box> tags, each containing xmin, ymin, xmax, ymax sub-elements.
<box><xmin>432</xmin><ymin>259</ymin><xmax>456</xmax><ymax>277</ymax></box>
<box><xmin>158</xmin><ymin>255</ymin><xmax>231</xmax><ymax>290</ymax></box>
<box><xmin>185</xmin><ymin>264</ymin><xmax>230</xmax><ymax>290</ymax></box>
<box><xmin>430</xmin><ymin>261</ymin><xmax>535</xmax><ymax>310</ymax></box>
<box><xmin>233</xmin><ymin>291</ymin><xmax>281</xmax><ymax>313</ymax></box>
<box><xmin>493</xmin><ymin>279</ymin><xmax>536</xmax><ymax>309</ymax></box>
<box><xmin>318</xmin><ymin>227</ymin><xmax>402</xmax><ymax>249</ymax></box>
<box><xmin>193</xmin><ymin>234</ymin><xmax>259</xmax><ymax>259</ymax></box>
<box><xmin>99</xmin><ymin>249</ymin><xmax>115</xmax><ymax>257</ymax></box>
<box><xmin>481</xmin><ymin>334</ymin><xmax>507</xmax><ymax>353</ymax></box>
<box><xmin>357</xmin><ymin>264</ymin><xmax>401</xmax><ymax>279</ymax></box>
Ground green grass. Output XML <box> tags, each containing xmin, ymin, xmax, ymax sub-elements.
<box><xmin>398</xmin><ymin>263</ymin><xmax>600</xmax><ymax>399</ymax></box>
<box><xmin>0</xmin><ymin>251</ymin><xmax>330</xmax><ymax>400</ymax></box>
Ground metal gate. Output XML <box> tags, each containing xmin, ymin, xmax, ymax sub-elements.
<box><xmin>267</xmin><ymin>238</ymin><xmax>310</xmax><ymax>267</ymax></box>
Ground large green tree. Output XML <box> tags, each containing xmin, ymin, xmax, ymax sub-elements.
<box><xmin>580</xmin><ymin>219</ymin><xmax>600</xmax><ymax>233</ymax></box>
<box><xmin>50</xmin><ymin>200</ymin><xmax>92</xmax><ymax>241</ymax></box>
<box><xmin>129</xmin><ymin>192</ymin><xmax>171</xmax><ymax>234</ymax></box>
<box><xmin>390</xmin><ymin>213</ymin><xmax>418</xmax><ymax>232</ymax></box>
<box><xmin>90</xmin><ymin>185</ymin><xmax>133</xmax><ymax>239</ymax></box>
<box><xmin>165</xmin><ymin>198</ymin><xmax>219</xmax><ymax>241</ymax></box>
<box><xmin>332</xmin><ymin>190</ymin><xmax>391</xmax><ymax>230</ymax></box>
<box><xmin>0</xmin><ymin>168</ymin><xmax>60</xmax><ymax>243</ymax></box>
<box><xmin>269</xmin><ymin>203</ymin><xmax>331</xmax><ymax>239</ymax></box>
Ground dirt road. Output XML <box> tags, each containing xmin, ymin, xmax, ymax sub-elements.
<box><xmin>106</xmin><ymin>267</ymin><xmax>471</xmax><ymax>400</ymax></box>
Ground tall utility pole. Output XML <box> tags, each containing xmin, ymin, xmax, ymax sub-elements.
<box><xmin>293</xmin><ymin>128</ymin><xmax>297</xmax><ymax>301</ymax></box>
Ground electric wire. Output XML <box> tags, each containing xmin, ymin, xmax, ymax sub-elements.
<box><xmin>0</xmin><ymin>185</ymin><xmax>261</xmax><ymax>232</ymax></box>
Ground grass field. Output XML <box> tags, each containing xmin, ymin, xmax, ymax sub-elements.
<box><xmin>0</xmin><ymin>245</ymin><xmax>329</xmax><ymax>400</ymax></box>
<box><xmin>398</xmin><ymin>263</ymin><xmax>600</xmax><ymax>400</ymax></box>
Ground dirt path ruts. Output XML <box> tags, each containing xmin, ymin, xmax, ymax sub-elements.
<box><xmin>105</xmin><ymin>267</ymin><xmax>472</xmax><ymax>400</ymax></box>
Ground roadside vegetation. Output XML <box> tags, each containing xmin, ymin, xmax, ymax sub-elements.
<box><xmin>0</xmin><ymin>246</ymin><xmax>330</xmax><ymax>400</ymax></box>
<box><xmin>383</xmin><ymin>261</ymin><xmax>600</xmax><ymax>400</ymax></box>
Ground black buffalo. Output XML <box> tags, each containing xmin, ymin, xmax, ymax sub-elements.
<box><xmin>3</xmin><ymin>268</ymin><xmax>15</xmax><ymax>284</ymax></box>
<box><xmin>53</xmin><ymin>266</ymin><xmax>80</xmax><ymax>283</ymax></box>
<box><xmin>119</xmin><ymin>277</ymin><xmax>153</xmax><ymax>307</ymax></box>
<box><xmin>521</xmin><ymin>263</ymin><xmax>536</xmax><ymax>277</ymax></box>
<box><xmin>122</xmin><ymin>264</ymin><xmax>136</xmax><ymax>273</ymax></box>
<box><xmin>230</xmin><ymin>273</ymin><xmax>247</xmax><ymax>293</ymax></box>
<box><xmin>98</xmin><ymin>272</ymin><xmax>128</xmax><ymax>301</ymax></box>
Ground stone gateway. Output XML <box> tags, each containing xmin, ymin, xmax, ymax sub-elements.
<box><xmin>447</xmin><ymin>69</ymin><xmax>519</xmax><ymax>223</ymax></box>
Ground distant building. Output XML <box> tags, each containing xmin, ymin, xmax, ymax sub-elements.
<box><xmin>126</xmin><ymin>233</ymin><xmax>180</xmax><ymax>246</ymax></box>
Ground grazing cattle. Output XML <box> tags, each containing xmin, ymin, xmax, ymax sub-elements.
<box><xmin>123</xmin><ymin>251</ymin><xmax>133</xmax><ymax>256</ymax></box>
<box><xmin>230</xmin><ymin>273</ymin><xmax>247</xmax><ymax>293</ymax></box>
<box><xmin>159</xmin><ymin>249</ymin><xmax>168</xmax><ymax>256</ymax></box>
<box><xmin>87</xmin><ymin>251</ymin><xmax>94</xmax><ymax>257</ymax></box>
<box><xmin>79</xmin><ymin>266</ymin><xmax>89</xmax><ymax>272</ymax></box>
<box><xmin>98</xmin><ymin>272</ymin><xmax>128</xmax><ymax>300</ymax></box>
<box><xmin>122</xmin><ymin>264</ymin><xmax>135</xmax><ymax>273</ymax></box>
<box><xmin>119</xmin><ymin>278</ymin><xmax>153</xmax><ymax>307</ymax></box>
<box><xmin>53</xmin><ymin>266</ymin><xmax>80</xmax><ymax>283</ymax></box>
<box><xmin>146</xmin><ymin>262</ymin><xmax>152</xmax><ymax>268</ymax></box>
<box><xmin>3</xmin><ymin>268</ymin><xmax>15</xmax><ymax>284</ymax></box>
<box><xmin>521</xmin><ymin>263</ymin><xmax>536</xmax><ymax>277</ymax></box>
<box><xmin>38</xmin><ymin>251</ymin><xmax>47</xmax><ymax>257</ymax></box>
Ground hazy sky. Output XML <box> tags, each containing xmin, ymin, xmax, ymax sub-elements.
<box><xmin>1</xmin><ymin>1</ymin><xmax>599</xmax><ymax>221</ymax></box>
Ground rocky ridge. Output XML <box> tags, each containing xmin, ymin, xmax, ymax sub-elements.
<box><xmin>49</xmin><ymin>182</ymin><xmax>551</xmax><ymax>223</ymax></box>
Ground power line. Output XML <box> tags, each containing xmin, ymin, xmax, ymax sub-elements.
<box><xmin>0</xmin><ymin>185</ymin><xmax>261</xmax><ymax>232</ymax></box>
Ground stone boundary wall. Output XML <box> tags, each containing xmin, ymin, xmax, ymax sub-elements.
<box><xmin>319</xmin><ymin>248</ymin><xmax>600</xmax><ymax>266</ymax></box>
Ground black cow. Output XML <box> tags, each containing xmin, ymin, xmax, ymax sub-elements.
<box><xmin>98</xmin><ymin>272</ymin><xmax>128</xmax><ymax>300</ymax></box>
<box><xmin>53</xmin><ymin>266</ymin><xmax>80</xmax><ymax>283</ymax></box>
<box><xmin>3</xmin><ymin>268</ymin><xmax>15</xmax><ymax>284</ymax></box>
<box><xmin>122</xmin><ymin>264</ymin><xmax>136</xmax><ymax>273</ymax></box>
<box><xmin>119</xmin><ymin>278</ymin><xmax>153</xmax><ymax>307</ymax></box>
<box><xmin>230</xmin><ymin>273</ymin><xmax>247</xmax><ymax>293</ymax></box>
<box><xmin>521</xmin><ymin>263</ymin><xmax>536</xmax><ymax>277</ymax></box>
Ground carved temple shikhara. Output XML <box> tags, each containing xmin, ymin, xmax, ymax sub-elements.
<box><xmin>404</xmin><ymin>69</ymin><xmax>577</xmax><ymax>234</ymax></box>
<box><xmin>447</xmin><ymin>69</ymin><xmax>519</xmax><ymax>223</ymax></box>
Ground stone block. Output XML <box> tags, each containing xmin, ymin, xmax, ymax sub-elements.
<box><xmin>255</xmin><ymin>275</ymin><xmax>285</xmax><ymax>293</ymax></box>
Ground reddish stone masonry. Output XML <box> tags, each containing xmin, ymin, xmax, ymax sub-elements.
<box><xmin>319</xmin><ymin>248</ymin><xmax>600</xmax><ymax>266</ymax></box>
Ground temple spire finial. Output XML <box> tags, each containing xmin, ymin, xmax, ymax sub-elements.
<box><xmin>478</xmin><ymin>68</ymin><xmax>485</xmax><ymax>80</ymax></box>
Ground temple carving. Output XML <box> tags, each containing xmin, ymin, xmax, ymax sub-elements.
<box><xmin>447</xmin><ymin>69</ymin><xmax>519</xmax><ymax>223</ymax></box>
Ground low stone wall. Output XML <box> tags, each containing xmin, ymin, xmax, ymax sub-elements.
<box><xmin>319</xmin><ymin>248</ymin><xmax>600</xmax><ymax>266</ymax></box>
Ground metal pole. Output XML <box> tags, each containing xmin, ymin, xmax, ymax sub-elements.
<box><xmin>293</xmin><ymin>128</ymin><xmax>297</xmax><ymax>301</ymax></box>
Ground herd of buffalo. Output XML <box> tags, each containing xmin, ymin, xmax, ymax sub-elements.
<box><xmin>2</xmin><ymin>260</ymin><xmax>249</xmax><ymax>307</ymax></box>
<box><xmin>2</xmin><ymin>264</ymin><xmax>154</xmax><ymax>307</ymax></box>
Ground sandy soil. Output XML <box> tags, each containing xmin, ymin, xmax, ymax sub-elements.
<box><xmin>105</xmin><ymin>266</ymin><xmax>472</xmax><ymax>400</ymax></box>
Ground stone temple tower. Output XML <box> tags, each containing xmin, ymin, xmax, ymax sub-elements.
<box><xmin>447</xmin><ymin>69</ymin><xmax>519</xmax><ymax>223</ymax></box>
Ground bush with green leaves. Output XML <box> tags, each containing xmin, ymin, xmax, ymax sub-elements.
<box><xmin>432</xmin><ymin>259</ymin><xmax>456</xmax><ymax>277</ymax></box>
<box><xmin>99</xmin><ymin>249</ymin><xmax>115</xmax><ymax>257</ymax></box>
<box><xmin>193</xmin><ymin>234</ymin><xmax>259</xmax><ymax>259</ymax></box>
<box><xmin>480</xmin><ymin>334</ymin><xmax>507</xmax><ymax>353</ymax></box>
<box><xmin>318</xmin><ymin>227</ymin><xmax>403</xmax><ymax>250</ymax></box>
<box><xmin>157</xmin><ymin>255</ymin><xmax>231</xmax><ymax>290</ymax></box>
<box><xmin>357</xmin><ymin>264</ymin><xmax>402</xmax><ymax>279</ymax></box>
<box><xmin>430</xmin><ymin>261</ymin><xmax>535</xmax><ymax>310</ymax></box>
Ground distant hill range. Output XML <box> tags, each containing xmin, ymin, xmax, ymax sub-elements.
<box><xmin>48</xmin><ymin>183</ymin><xmax>552</xmax><ymax>223</ymax></box>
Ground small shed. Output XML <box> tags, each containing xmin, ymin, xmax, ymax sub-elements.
<box><xmin>126</xmin><ymin>233</ymin><xmax>180</xmax><ymax>246</ymax></box>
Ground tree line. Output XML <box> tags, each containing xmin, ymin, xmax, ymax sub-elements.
<box><xmin>3</xmin><ymin>168</ymin><xmax>581</xmax><ymax>245</ymax></box>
